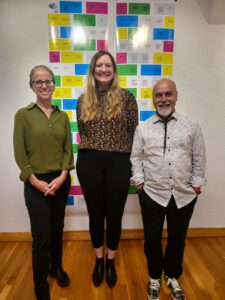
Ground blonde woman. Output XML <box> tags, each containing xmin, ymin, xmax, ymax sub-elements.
<box><xmin>76</xmin><ymin>51</ymin><xmax>138</xmax><ymax>288</ymax></box>
<box><xmin>13</xmin><ymin>65</ymin><xmax>74</xmax><ymax>300</ymax></box>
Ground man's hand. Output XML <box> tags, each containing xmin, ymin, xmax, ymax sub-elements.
<box><xmin>192</xmin><ymin>186</ymin><xmax>201</xmax><ymax>194</ymax></box>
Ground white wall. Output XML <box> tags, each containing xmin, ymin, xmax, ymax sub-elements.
<box><xmin>0</xmin><ymin>0</ymin><xmax>224</xmax><ymax>232</ymax></box>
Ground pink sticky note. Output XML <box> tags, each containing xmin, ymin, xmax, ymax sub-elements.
<box><xmin>97</xmin><ymin>40</ymin><xmax>108</xmax><ymax>51</ymax></box>
<box><xmin>76</xmin><ymin>133</ymin><xmax>80</xmax><ymax>143</ymax></box>
<box><xmin>86</xmin><ymin>2</ymin><xmax>108</xmax><ymax>14</ymax></box>
<box><xmin>116</xmin><ymin>52</ymin><xmax>127</xmax><ymax>64</ymax></box>
<box><xmin>49</xmin><ymin>51</ymin><xmax>60</xmax><ymax>63</ymax></box>
<box><xmin>163</xmin><ymin>41</ymin><xmax>174</xmax><ymax>52</ymax></box>
<box><xmin>117</xmin><ymin>3</ymin><xmax>127</xmax><ymax>15</ymax></box>
<box><xmin>69</xmin><ymin>186</ymin><xmax>83</xmax><ymax>195</ymax></box>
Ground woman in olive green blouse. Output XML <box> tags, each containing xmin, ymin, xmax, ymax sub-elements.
<box><xmin>13</xmin><ymin>65</ymin><xmax>74</xmax><ymax>300</ymax></box>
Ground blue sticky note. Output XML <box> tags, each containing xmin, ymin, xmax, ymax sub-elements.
<box><xmin>153</xmin><ymin>28</ymin><xmax>174</xmax><ymax>40</ymax></box>
<box><xmin>63</xmin><ymin>99</ymin><xmax>78</xmax><ymax>110</ymax></box>
<box><xmin>116</xmin><ymin>16</ymin><xmax>138</xmax><ymax>27</ymax></box>
<box><xmin>60</xmin><ymin>1</ymin><xmax>82</xmax><ymax>13</ymax></box>
<box><xmin>67</xmin><ymin>196</ymin><xmax>74</xmax><ymax>205</ymax></box>
<box><xmin>60</xmin><ymin>27</ymin><xmax>71</xmax><ymax>38</ymax></box>
<box><xmin>140</xmin><ymin>111</ymin><xmax>155</xmax><ymax>121</ymax></box>
<box><xmin>75</xmin><ymin>64</ymin><xmax>89</xmax><ymax>75</ymax></box>
<box><xmin>141</xmin><ymin>65</ymin><xmax>161</xmax><ymax>76</ymax></box>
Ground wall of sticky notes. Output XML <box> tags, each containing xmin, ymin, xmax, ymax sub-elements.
<box><xmin>48</xmin><ymin>0</ymin><xmax>176</xmax><ymax>214</ymax></box>
<box><xmin>3</xmin><ymin>0</ymin><xmax>225</xmax><ymax>232</ymax></box>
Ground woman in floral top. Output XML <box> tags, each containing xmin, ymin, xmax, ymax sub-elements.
<box><xmin>76</xmin><ymin>51</ymin><xmax>138</xmax><ymax>288</ymax></box>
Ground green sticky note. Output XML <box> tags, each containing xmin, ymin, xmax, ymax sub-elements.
<box><xmin>70</xmin><ymin>122</ymin><xmax>78</xmax><ymax>132</ymax></box>
<box><xmin>54</xmin><ymin>75</ymin><xmax>61</xmax><ymax>87</ymax></box>
<box><xmin>74</xmin><ymin>40</ymin><xmax>96</xmax><ymax>51</ymax></box>
<box><xmin>74</xmin><ymin>14</ymin><xmax>96</xmax><ymax>26</ymax></box>
<box><xmin>127</xmin><ymin>88</ymin><xmax>137</xmax><ymax>98</ymax></box>
<box><xmin>128</xmin><ymin>185</ymin><xmax>137</xmax><ymax>194</ymax></box>
<box><xmin>73</xmin><ymin>144</ymin><xmax>78</xmax><ymax>154</ymax></box>
<box><xmin>129</xmin><ymin>3</ymin><xmax>150</xmax><ymax>15</ymax></box>
<box><xmin>52</xmin><ymin>99</ymin><xmax>62</xmax><ymax>109</ymax></box>
<box><xmin>118</xmin><ymin>65</ymin><xmax>137</xmax><ymax>76</ymax></box>
<box><xmin>128</xmin><ymin>28</ymin><xmax>138</xmax><ymax>40</ymax></box>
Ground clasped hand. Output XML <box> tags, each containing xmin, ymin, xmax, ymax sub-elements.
<box><xmin>29</xmin><ymin>175</ymin><xmax>65</xmax><ymax>196</ymax></box>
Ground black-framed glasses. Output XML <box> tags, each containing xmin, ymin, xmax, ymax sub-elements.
<box><xmin>32</xmin><ymin>80</ymin><xmax>55</xmax><ymax>88</ymax></box>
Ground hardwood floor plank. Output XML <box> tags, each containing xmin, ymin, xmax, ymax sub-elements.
<box><xmin>0</xmin><ymin>238</ymin><xmax>225</xmax><ymax>299</ymax></box>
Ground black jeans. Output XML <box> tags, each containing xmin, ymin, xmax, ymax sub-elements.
<box><xmin>76</xmin><ymin>150</ymin><xmax>131</xmax><ymax>250</ymax></box>
<box><xmin>139</xmin><ymin>190</ymin><xmax>197</xmax><ymax>279</ymax></box>
<box><xmin>24</xmin><ymin>172</ymin><xmax>71</xmax><ymax>299</ymax></box>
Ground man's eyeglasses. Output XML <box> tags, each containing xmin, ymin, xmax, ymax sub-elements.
<box><xmin>32</xmin><ymin>80</ymin><xmax>55</xmax><ymax>88</ymax></box>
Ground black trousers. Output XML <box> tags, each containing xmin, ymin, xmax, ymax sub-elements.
<box><xmin>76</xmin><ymin>150</ymin><xmax>131</xmax><ymax>250</ymax></box>
<box><xmin>139</xmin><ymin>190</ymin><xmax>197</xmax><ymax>279</ymax></box>
<box><xmin>24</xmin><ymin>172</ymin><xmax>71</xmax><ymax>300</ymax></box>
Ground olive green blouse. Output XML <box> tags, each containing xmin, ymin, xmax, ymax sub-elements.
<box><xmin>13</xmin><ymin>102</ymin><xmax>74</xmax><ymax>181</ymax></box>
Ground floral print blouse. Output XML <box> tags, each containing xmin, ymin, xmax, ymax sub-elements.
<box><xmin>77</xmin><ymin>89</ymin><xmax>138</xmax><ymax>153</ymax></box>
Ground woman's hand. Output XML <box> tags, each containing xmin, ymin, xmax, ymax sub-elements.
<box><xmin>29</xmin><ymin>174</ymin><xmax>53</xmax><ymax>195</ymax></box>
<box><xmin>44</xmin><ymin>170</ymin><xmax>68</xmax><ymax>196</ymax></box>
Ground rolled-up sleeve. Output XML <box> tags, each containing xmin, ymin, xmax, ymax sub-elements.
<box><xmin>191</xmin><ymin>122</ymin><xmax>207</xmax><ymax>187</ymax></box>
<box><xmin>13</xmin><ymin>110</ymin><xmax>33</xmax><ymax>181</ymax></box>
<box><xmin>61</xmin><ymin>113</ymin><xmax>75</xmax><ymax>171</ymax></box>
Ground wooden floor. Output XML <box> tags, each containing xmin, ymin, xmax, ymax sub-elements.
<box><xmin>0</xmin><ymin>237</ymin><xmax>225</xmax><ymax>300</ymax></box>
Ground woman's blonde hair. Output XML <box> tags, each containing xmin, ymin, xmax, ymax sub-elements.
<box><xmin>80</xmin><ymin>51</ymin><xmax>122</xmax><ymax>122</ymax></box>
<box><xmin>29</xmin><ymin>65</ymin><xmax>55</xmax><ymax>88</ymax></box>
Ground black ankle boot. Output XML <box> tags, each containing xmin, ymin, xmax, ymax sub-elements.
<box><xmin>106</xmin><ymin>256</ymin><xmax>117</xmax><ymax>288</ymax></box>
<box><xmin>92</xmin><ymin>257</ymin><xmax>104</xmax><ymax>287</ymax></box>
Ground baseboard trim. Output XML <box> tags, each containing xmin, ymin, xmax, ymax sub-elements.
<box><xmin>0</xmin><ymin>228</ymin><xmax>225</xmax><ymax>242</ymax></box>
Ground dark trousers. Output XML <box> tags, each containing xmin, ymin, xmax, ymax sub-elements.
<box><xmin>24</xmin><ymin>172</ymin><xmax>71</xmax><ymax>300</ymax></box>
<box><xmin>76</xmin><ymin>150</ymin><xmax>131</xmax><ymax>250</ymax></box>
<box><xmin>139</xmin><ymin>190</ymin><xmax>197</xmax><ymax>279</ymax></box>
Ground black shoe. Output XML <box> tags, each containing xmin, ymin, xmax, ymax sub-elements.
<box><xmin>92</xmin><ymin>257</ymin><xmax>104</xmax><ymax>287</ymax></box>
<box><xmin>106</xmin><ymin>256</ymin><xmax>117</xmax><ymax>288</ymax></box>
<box><xmin>49</xmin><ymin>267</ymin><xmax>70</xmax><ymax>287</ymax></box>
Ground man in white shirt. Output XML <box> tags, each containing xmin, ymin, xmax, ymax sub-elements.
<box><xmin>131</xmin><ymin>79</ymin><xmax>206</xmax><ymax>300</ymax></box>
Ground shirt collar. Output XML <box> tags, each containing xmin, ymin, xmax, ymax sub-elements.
<box><xmin>26</xmin><ymin>102</ymin><xmax>60</xmax><ymax>111</ymax></box>
<box><xmin>153</xmin><ymin>110</ymin><xmax>179</xmax><ymax>124</ymax></box>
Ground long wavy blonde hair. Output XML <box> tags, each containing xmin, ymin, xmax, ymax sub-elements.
<box><xmin>80</xmin><ymin>51</ymin><xmax>123</xmax><ymax>122</ymax></box>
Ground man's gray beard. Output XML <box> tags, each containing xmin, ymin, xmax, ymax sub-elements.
<box><xmin>156</xmin><ymin>106</ymin><xmax>173</xmax><ymax>118</ymax></box>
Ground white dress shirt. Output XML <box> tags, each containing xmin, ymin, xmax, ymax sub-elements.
<box><xmin>130</xmin><ymin>111</ymin><xmax>206</xmax><ymax>208</ymax></box>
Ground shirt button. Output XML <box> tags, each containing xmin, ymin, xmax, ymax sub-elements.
<box><xmin>169</xmin><ymin>163</ymin><xmax>171</xmax><ymax>165</ymax></box>
<box><xmin>168</xmin><ymin>149</ymin><xmax>170</xmax><ymax>152</ymax></box>
<box><xmin>49</xmin><ymin>124</ymin><xmax>52</xmax><ymax>127</ymax></box>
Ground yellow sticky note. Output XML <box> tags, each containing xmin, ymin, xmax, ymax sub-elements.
<box><xmin>163</xmin><ymin>65</ymin><xmax>173</xmax><ymax>76</ymax></box>
<box><xmin>61</xmin><ymin>52</ymin><xmax>83</xmax><ymax>63</ymax></box>
<box><xmin>164</xmin><ymin>16</ymin><xmax>175</xmax><ymax>28</ymax></box>
<box><xmin>49</xmin><ymin>39</ymin><xmax>71</xmax><ymax>51</ymax></box>
<box><xmin>64</xmin><ymin>110</ymin><xmax>73</xmax><ymax>121</ymax></box>
<box><xmin>53</xmin><ymin>88</ymin><xmax>72</xmax><ymax>99</ymax></box>
<box><xmin>119</xmin><ymin>76</ymin><xmax>127</xmax><ymax>88</ymax></box>
<box><xmin>62</xmin><ymin>76</ymin><xmax>83</xmax><ymax>87</ymax></box>
<box><xmin>48</xmin><ymin>14</ymin><xmax>70</xmax><ymax>26</ymax></box>
<box><xmin>117</xmin><ymin>28</ymin><xmax>128</xmax><ymax>40</ymax></box>
<box><xmin>151</xmin><ymin>101</ymin><xmax>156</xmax><ymax>110</ymax></box>
<box><xmin>140</xmin><ymin>88</ymin><xmax>152</xmax><ymax>99</ymax></box>
<box><xmin>153</xmin><ymin>53</ymin><xmax>173</xmax><ymax>64</ymax></box>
